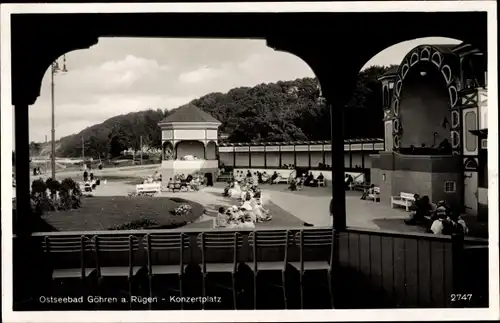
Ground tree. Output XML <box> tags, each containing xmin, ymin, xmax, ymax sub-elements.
<box><xmin>29</xmin><ymin>141</ymin><xmax>41</xmax><ymax>157</ymax></box>
<box><xmin>52</xmin><ymin>66</ymin><xmax>391</xmax><ymax>157</ymax></box>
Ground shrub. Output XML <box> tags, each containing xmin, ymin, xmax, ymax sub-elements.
<box><xmin>31</xmin><ymin>178</ymin><xmax>47</xmax><ymax>195</ymax></box>
<box><xmin>29</xmin><ymin>177</ymin><xmax>82</xmax><ymax>215</ymax></box>
<box><xmin>109</xmin><ymin>218</ymin><xmax>159</xmax><ymax>230</ymax></box>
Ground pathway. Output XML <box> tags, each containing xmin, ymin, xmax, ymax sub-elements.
<box><xmin>89</xmin><ymin>181</ymin><xmax>424</xmax><ymax>233</ymax></box>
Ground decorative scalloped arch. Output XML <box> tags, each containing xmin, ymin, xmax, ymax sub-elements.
<box><xmin>391</xmin><ymin>45</ymin><xmax>460</xmax><ymax>152</ymax></box>
<box><xmin>464</xmin><ymin>157</ymin><xmax>478</xmax><ymax>170</ymax></box>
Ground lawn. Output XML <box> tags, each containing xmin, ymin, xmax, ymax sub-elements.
<box><xmin>39</xmin><ymin>196</ymin><xmax>205</xmax><ymax>232</ymax></box>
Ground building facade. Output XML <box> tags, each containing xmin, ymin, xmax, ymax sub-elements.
<box><xmin>218</xmin><ymin>139</ymin><xmax>384</xmax><ymax>170</ymax></box>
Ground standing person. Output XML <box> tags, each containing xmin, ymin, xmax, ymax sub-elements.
<box><xmin>206</xmin><ymin>172</ymin><xmax>213</xmax><ymax>187</ymax></box>
<box><xmin>83</xmin><ymin>170</ymin><xmax>89</xmax><ymax>182</ymax></box>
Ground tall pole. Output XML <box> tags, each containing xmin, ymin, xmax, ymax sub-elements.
<box><xmin>45</xmin><ymin>134</ymin><xmax>48</xmax><ymax>173</ymax></box>
<box><xmin>50</xmin><ymin>55</ymin><xmax>68</xmax><ymax>178</ymax></box>
<box><xmin>50</xmin><ymin>64</ymin><xmax>56</xmax><ymax>180</ymax></box>
<box><xmin>140</xmin><ymin>135</ymin><xmax>143</xmax><ymax>165</ymax></box>
<box><xmin>82</xmin><ymin>136</ymin><xmax>85</xmax><ymax>161</ymax></box>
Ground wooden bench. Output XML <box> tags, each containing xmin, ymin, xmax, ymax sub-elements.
<box><xmin>367</xmin><ymin>187</ymin><xmax>380</xmax><ymax>202</ymax></box>
<box><xmin>390</xmin><ymin>192</ymin><xmax>415</xmax><ymax>211</ymax></box>
<box><xmin>136</xmin><ymin>182</ymin><xmax>161</xmax><ymax>196</ymax></box>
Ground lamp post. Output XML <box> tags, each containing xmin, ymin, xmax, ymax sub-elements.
<box><xmin>50</xmin><ymin>55</ymin><xmax>67</xmax><ymax>180</ymax></box>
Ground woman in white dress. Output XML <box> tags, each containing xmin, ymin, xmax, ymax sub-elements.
<box><xmin>229</xmin><ymin>181</ymin><xmax>242</xmax><ymax>199</ymax></box>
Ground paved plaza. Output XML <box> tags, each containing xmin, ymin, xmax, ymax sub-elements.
<box><xmin>86</xmin><ymin>173</ymin><xmax>424</xmax><ymax>233</ymax></box>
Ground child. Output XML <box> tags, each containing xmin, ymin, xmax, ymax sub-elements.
<box><xmin>215</xmin><ymin>207</ymin><xmax>228</xmax><ymax>228</ymax></box>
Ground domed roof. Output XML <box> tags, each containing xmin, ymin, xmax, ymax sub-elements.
<box><xmin>160</xmin><ymin>103</ymin><xmax>220</xmax><ymax>123</ymax></box>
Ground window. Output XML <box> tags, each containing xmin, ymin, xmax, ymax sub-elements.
<box><xmin>464</xmin><ymin>111</ymin><xmax>478</xmax><ymax>152</ymax></box>
<box><xmin>481</xmin><ymin>139</ymin><xmax>487</xmax><ymax>149</ymax></box>
<box><xmin>444</xmin><ymin>181</ymin><xmax>456</xmax><ymax>193</ymax></box>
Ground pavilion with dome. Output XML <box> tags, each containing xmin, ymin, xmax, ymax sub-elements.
<box><xmin>158</xmin><ymin>103</ymin><xmax>221</xmax><ymax>185</ymax></box>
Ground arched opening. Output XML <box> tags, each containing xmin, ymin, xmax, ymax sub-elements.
<box><xmin>398</xmin><ymin>63</ymin><xmax>451</xmax><ymax>149</ymax></box>
<box><xmin>175</xmin><ymin>140</ymin><xmax>205</xmax><ymax>160</ymax></box>
<box><xmin>206</xmin><ymin>141</ymin><xmax>217</xmax><ymax>160</ymax></box>
<box><xmin>162</xmin><ymin>141</ymin><xmax>173</xmax><ymax>160</ymax></box>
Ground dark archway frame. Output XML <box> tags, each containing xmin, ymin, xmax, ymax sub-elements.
<box><xmin>391</xmin><ymin>45</ymin><xmax>461</xmax><ymax>154</ymax></box>
<box><xmin>175</xmin><ymin>140</ymin><xmax>206</xmax><ymax>160</ymax></box>
<box><xmin>206</xmin><ymin>140</ymin><xmax>218</xmax><ymax>161</ymax></box>
<box><xmin>10</xmin><ymin>12</ymin><xmax>487</xmax><ymax>235</ymax></box>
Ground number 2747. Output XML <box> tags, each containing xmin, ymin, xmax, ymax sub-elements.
<box><xmin>450</xmin><ymin>294</ymin><xmax>472</xmax><ymax>302</ymax></box>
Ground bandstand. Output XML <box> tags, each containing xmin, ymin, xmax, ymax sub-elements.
<box><xmin>370</xmin><ymin>43</ymin><xmax>488</xmax><ymax>219</ymax></box>
<box><xmin>158</xmin><ymin>103</ymin><xmax>221</xmax><ymax>186</ymax></box>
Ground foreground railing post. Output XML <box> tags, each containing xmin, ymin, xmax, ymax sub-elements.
<box><xmin>451</xmin><ymin>233</ymin><xmax>465</xmax><ymax>307</ymax></box>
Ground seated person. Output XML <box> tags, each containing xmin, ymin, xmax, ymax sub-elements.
<box><xmin>360</xmin><ymin>184</ymin><xmax>375</xmax><ymax>200</ymax></box>
<box><xmin>240</xmin><ymin>201</ymin><xmax>257</xmax><ymax>222</ymax></box>
<box><xmin>304</xmin><ymin>172</ymin><xmax>314</xmax><ymax>186</ymax></box>
<box><xmin>317</xmin><ymin>172</ymin><xmax>325</xmax><ymax>184</ymax></box>
<box><xmin>429</xmin><ymin>205</ymin><xmax>462</xmax><ymax>236</ymax></box>
<box><xmin>223</xmin><ymin>182</ymin><xmax>231</xmax><ymax>196</ymax></box>
<box><xmin>257</xmin><ymin>172</ymin><xmax>263</xmax><ymax>184</ymax></box>
<box><xmin>270</xmin><ymin>171</ymin><xmax>279</xmax><ymax>184</ymax></box>
<box><xmin>240</xmin><ymin>213</ymin><xmax>256</xmax><ymax>229</ymax></box>
<box><xmin>228</xmin><ymin>181</ymin><xmax>242</xmax><ymax>198</ymax></box>
<box><xmin>250</xmin><ymin>198</ymin><xmax>271</xmax><ymax>222</ymax></box>
<box><xmin>261</xmin><ymin>172</ymin><xmax>270</xmax><ymax>183</ymax></box>
<box><xmin>430</xmin><ymin>211</ymin><xmax>448</xmax><ymax>235</ymax></box>
<box><xmin>449</xmin><ymin>213</ymin><xmax>469</xmax><ymax>235</ymax></box>
<box><xmin>289</xmin><ymin>178</ymin><xmax>298</xmax><ymax>191</ymax></box>
<box><xmin>431</xmin><ymin>200</ymin><xmax>448</xmax><ymax>222</ymax></box>
<box><xmin>190</xmin><ymin>177</ymin><xmax>201</xmax><ymax>191</ymax></box>
<box><xmin>296</xmin><ymin>177</ymin><xmax>304</xmax><ymax>190</ymax></box>
<box><xmin>405</xmin><ymin>195</ymin><xmax>432</xmax><ymax>225</ymax></box>
<box><xmin>215</xmin><ymin>207</ymin><xmax>228</xmax><ymax>228</ymax></box>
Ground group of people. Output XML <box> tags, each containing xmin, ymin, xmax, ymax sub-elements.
<box><xmin>234</xmin><ymin>170</ymin><xmax>280</xmax><ymax>185</ymax></box>
<box><xmin>288</xmin><ymin>172</ymin><xmax>325</xmax><ymax>191</ymax></box>
<box><xmin>218</xmin><ymin>182</ymin><xmax>272</xmax><ymax>228</ymax></box>
<box><xmin>404</xmin><ymin>194</ymin><xmax>469</xmax><ymax>235</ymax></box>
<box><xmin>167</xmin><ymin>173</ymin><xmax>203</xmax><ymax>192</ymax></box>
<box><xmin>32</xmin><ymin>167</ymin><xmax>43</xmax><ymax>176</ymax></box>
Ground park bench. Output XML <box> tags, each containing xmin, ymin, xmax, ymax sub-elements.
<box><xmin>276</xmin><ymin>175</ymin><xmax>289</xmax><ymax>184</ymax></box>
<box><xmin>318</xmin><ymin>178</ymin><xmax>326</xmax><ymax>187</ymax></box>
<box><xmin>366</xmin><ymin>187</ymin><xmax>380</xmax><ymax>202</ymax></box>
<box><xmin>136</xmin><ymin>182</ymin><xmax>161</xmax><ymax>196</ymax></box>
<box><xmin>390</xmin><ymin>192</ymin><xmax>415</xmax><ymax>211</ymax></box>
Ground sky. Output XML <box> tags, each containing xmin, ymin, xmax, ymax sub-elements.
<box><xmin>27</xmin><ymin>37</ymin><xmax>460</xmax><ymax>143</ymax></box>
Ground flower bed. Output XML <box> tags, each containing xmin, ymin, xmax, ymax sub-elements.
<box><xmin>37</xmin><ymin>196</ymin><xmax>204</xmax><ymax>232</ymax></box>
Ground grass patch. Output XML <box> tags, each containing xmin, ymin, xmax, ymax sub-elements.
<box><xmin>39</xmin><ymin>196</ymin><xmax>204</xmax><ymax>232</ymax></box>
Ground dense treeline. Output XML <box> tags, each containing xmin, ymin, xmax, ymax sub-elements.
<box><xmin>53</xmin><ymin>65</ymin><xmax>391</xmax><ymax>158</ymax></box>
